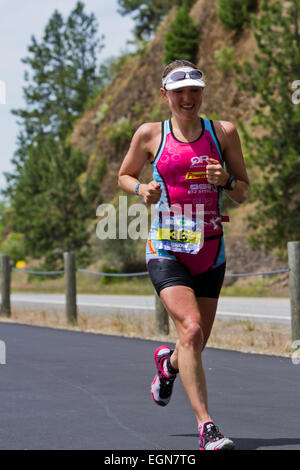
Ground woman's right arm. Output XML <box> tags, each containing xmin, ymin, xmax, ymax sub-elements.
<box><xmin>118</xmin><ymin>123</ymin><xmax>162</xmax><ymax>204</ymax></box>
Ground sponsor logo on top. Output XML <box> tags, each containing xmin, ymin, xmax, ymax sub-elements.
<box><xmin>190</xmin><ymin>155</ymin><xmax>209</xmax><ymax>167</ymax></box>
<box><xmin>188</xmin><ymin>183</ymin><xmax>217</xmax><ymax>194</ymax></box>
<box><xmin>185</xmin><ymin>171</ymin><xmax>207</xmax><ymax>180</ymax></box>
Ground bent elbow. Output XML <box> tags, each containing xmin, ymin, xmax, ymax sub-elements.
<box><xmin>237</xmin><ymin>196</ymin><xmax>247</xmax><ymax>205</ymax></box>
<box><xmin>238</xmin><ymin>184</ymin><xmax>250</xmax><ymax>204</ymax></box>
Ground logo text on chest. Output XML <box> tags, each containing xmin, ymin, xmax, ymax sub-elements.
<box><xmin>185</xmin><ymin>171</ymin><xmax>207</xmax><ymax>180</ymax></box>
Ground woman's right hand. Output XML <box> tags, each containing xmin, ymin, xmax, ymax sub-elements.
<box><xmin>139</xmin><ymin>180</ymin><xmax>162</xmax><ymax>204</ymax></box>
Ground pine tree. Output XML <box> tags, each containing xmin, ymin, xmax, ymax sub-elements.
<box><xmin>217</xmin><ymin>0</ymin><xmax>258</xmax><ymax>31</ymax></box>
<box><xmin>4</xmin><ymin>2</ymin><xmax>104</xmax><ymax>270</ymax></box>
<box><xmin>163</xmin><ymin>1</ymin><xmax>199</xmax><ymax>65</ymax></box>
<box><xmin>117</xmin><ymin>0</ymin><xmax>196</xmax><ymax>40</ymax></box>
<box><xmin>9</xmin><ymin>137</ymin><xmax>92</xmax><ymax>269</ymax></box>
<box><xmin>11</xmin><ymin>2</ymin><xmax>103</xmax><ymax>147</ymax></box>
<box><xmin>117</xmin><ymin>0</ymin><xmax>170</xmax><ymax>40</ymax></box>
<box><xmin>236</xmin><ymin>0</ymin><xmax>300</xmax><ymax>256</ymax></box>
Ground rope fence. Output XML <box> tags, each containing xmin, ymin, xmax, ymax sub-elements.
<box><xmin>1</xmin><ymin>244</ymin><xmax>300</xmax><ymax>340</ymax></box>
<box><xmin>12</xmin><ymin>268</ymin><xmax>65</xmax><ymax>275</ymax></box>
<box><xmin>225</xmin><ymin>268</ymin><xmax>289</xmax><ymax>278</ymax></box>
<box><xmin>11</xmin><ymin>266</ymin><xmax>289</xmax><ymax>277</ymax></box>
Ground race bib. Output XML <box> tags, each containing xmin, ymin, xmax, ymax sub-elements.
<box><xmin>156</xmin><ymin>204</ymin><xmax>204</xmax><ymax>254</ymax></box>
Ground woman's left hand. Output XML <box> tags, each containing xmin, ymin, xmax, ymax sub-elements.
<box><xmin>206</xmin><ymin>158</ymin><xmax>229</xmax><ymax>187</ymax></box>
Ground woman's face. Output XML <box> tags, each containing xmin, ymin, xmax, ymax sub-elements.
<box><xmin>161</xmin><ymin>86</ymin><xmax>203</xmax><ymax>121</ymax></box>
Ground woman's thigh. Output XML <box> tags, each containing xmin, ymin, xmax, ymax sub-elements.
<box><xmin>159</xmin><ymin>287</ymin><xmax>218</xmax><ymax>349</ymax></box>
<box><xmin>159</xmin><ymin>285</ymin><xmax>202</xmax><ymax>340</ymax></box>
<box><xmin>148</xmin><ymin>258</ymin><xmax>222</xmax><ymax>348</ymax></box>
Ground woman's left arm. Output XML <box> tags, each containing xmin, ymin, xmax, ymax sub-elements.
<box><xmin>207</xmin><ymin>121</ymin><xmax>250</xmax><ymax>204</ymax></box>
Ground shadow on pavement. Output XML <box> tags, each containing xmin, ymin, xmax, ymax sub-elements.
<box><xmin>171</xmin><ymin>434</ymin><xmax>300</xmax><ymax>450</ymax></box>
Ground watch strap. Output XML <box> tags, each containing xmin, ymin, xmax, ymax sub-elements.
<box><xmin>223</xmin><ymin>174</ymin><xmax>236</xmax><ymax>190</ymax></box>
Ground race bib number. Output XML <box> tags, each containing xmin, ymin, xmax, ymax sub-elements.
<box><xmin>156</xmin><ymin>205</ymin><xmax>204</xmax><ymax>254</ymax></box>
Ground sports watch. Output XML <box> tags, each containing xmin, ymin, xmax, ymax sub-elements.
<box><xmin>222</xmin><ymin>174</ymin><xmax>236</xmax><ymax>191</ymax></box>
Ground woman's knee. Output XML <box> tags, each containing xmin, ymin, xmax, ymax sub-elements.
<box><xmin>180</xmin><ymin>320</ymin><xmax>204</xmax><ymax>350</ymax></box>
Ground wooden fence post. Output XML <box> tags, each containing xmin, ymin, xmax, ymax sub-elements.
<box><xmin>288</xmin><ymin>241</ymin><xmax>300</xmax><ymax>342</ymax></box>
<box><xmin>0</xmin><ymin>255</ymin><xmax>11</xmax><ymax>317</ymax></box>
<box><xmin>155</xmin><ymin>291</ymin><xmax>169</xmax><ymax>335</ymax></box>
<box><xmin>64</xmin><ymin>251</ymin><xmax>77</xmax><ymax>325</ymax></box>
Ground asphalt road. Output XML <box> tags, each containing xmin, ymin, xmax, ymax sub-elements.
<box><xmin>0</xmin><ymin>322</ymin><xmax>299</xmax><ymax>450</ymax></box>
<box><xmin>8</xmin><ymin>293</ymin><xmax>291</xmax><ymax>324</ymax></box>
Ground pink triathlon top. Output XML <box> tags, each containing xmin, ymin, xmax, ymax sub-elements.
<box><xmin>146</xmin><ymin>118</ymin><xmax>228</xmax><ymax>275</ymax></box>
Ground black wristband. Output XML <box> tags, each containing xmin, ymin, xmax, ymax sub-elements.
<box><xmin>222</xmin><ymin>174</ymin><xmax>236</xmax><ymax>191</ymax></box>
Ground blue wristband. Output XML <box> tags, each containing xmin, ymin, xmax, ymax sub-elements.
<box><xmin>135</xmin><ymin>183</ymin><xmax>141</xmax><ymax>195</ymax></box>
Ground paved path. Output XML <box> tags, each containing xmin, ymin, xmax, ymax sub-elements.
<box><xmin>0</xmin><ymin>322</ymin><xmax>299</xmax><ymax>450</ymax></box>
<box><xmin>8</xmin><ymin>293</ymin><xmax>291</xmax><ymax>324</ymax></box>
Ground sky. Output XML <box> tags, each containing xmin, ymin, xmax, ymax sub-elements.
<box><xmin>0</xmin><ymin>0</ymin><xmax>135</xmax><ymax>192</ymax></box>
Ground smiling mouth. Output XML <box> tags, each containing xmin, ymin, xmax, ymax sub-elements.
<box><xmin>181</xmin><ymin>104</ymin><xmax>194</xmax><ymax>109</ymax></box>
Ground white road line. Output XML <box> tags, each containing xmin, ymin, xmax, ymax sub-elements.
<box><xmin>219</xmin><ymin>297</ymin><xmax>289</xmax><ymax>304</ymax></box>
<box><xmin>76</xmin><ymin>303</ymin><xmax>154</xmax><ymax>310</ymax></box>
<box><xmin>11</xmin><ymin>297</ymin><xmax>155</xmax><ymax>310</ymax></box>
<box><xmin>12</xmin><ymin>297</ymin><xmax>64</xmax><ymax>304</ymax></box>
<box><xmin>216</xmin><ymin>311</ymin><xmax>289</xmax><ymax>321</ymax></box>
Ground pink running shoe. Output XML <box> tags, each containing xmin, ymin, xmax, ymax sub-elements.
<box><xmin>151</xmin><ymin>345</ymin><xmax>177</xmax><ymax>407</ymax></box>
<box><xmin>198</xmin><ymin>421</ymin><xmax>235</xmax><ymax>450</ymax></box>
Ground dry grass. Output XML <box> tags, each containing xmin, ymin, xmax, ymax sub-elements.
<box><xmin>0</xmin><ymin>307</ymin><xmax>293</xmax><ymax>358</ymax></box>
<box><xmin>207</xmin><ymin>319</ymin><xmax>292</xmax><ymax>357</ymax></box>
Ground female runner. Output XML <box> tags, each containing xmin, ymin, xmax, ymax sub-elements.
<box><xmin>118</xmin><ymin>59</ymin><xmax>249</xmax><ymax>450</ymax></box>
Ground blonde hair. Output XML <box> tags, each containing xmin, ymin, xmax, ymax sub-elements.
<box><xmin>162</xmin><ymin>59</ymin><xmax>197</xmax><ymax>79</ymax></box>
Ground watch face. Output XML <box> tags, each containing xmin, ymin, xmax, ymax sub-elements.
<box><xmin>231</xmin><ymin>177</ymin><xmax>236</xmax><ymax>189</ymax></box>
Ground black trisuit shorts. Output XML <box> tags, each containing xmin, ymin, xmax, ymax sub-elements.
<box><xmin>147</xmin><ymin>259</ymin><xmax>226</xmax><ymax>299</ymax></box>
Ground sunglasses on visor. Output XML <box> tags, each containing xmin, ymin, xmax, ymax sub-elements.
<box><xmin>164</xmin><ymin>69</ymin><xmax>203</xmax><ymax>87</ymax></box>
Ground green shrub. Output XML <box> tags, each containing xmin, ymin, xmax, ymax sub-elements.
<box><xmin>214</xmin><ymin>44</ymin><xmax>236</xmax><ymax>74</ymax></box>
<box><xmin>163</xmin><ymin>0</ymin><xmax>199</xmax><ymax>65</ymax></box>
<box><xmin>100</xmin><ymin>263</ymin><xmax>124</xmax><ymax>284</ymax></box>
<box><xmin>107</xmin><ymin>117</ymin><xmax>134</xmax><ymax>151</ymax></box>
<box><xmin>0</xmin><ymin>233</ymin><xmax>27</xmax><ymax>265</ymax></box>
<box><xmin>217</xmin><ymin>0</ymin><xmax>258</xmax><ymax>31</ymax></box>
<box><xmin>84</xmin><ymin>155</ymin><xmax>107</xmax><ymax>202</ymax></box>
<box><xmin>131</xmin><ymin>102</ymin><xmax>144</xmax><ymax>117</ymax></box>
<box><xmin>148</xmin><ymin>103</ymin><xmax>167</xmax><ymax>122</ymax></box>
<box><xmin>93</xmin><ymin>102</ymin><xmax>109</xmax><ymax>125</ymax></box>
<box><xmin>201</xmin><ymin>112</ymin><xmax>222</xmax><ymax>121</ymax></box>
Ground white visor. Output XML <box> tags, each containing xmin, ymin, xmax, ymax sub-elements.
<box><xmin>162</xmin><ymin>66</ymin><xmax>206</xmax><ymax>91</ymax></box>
